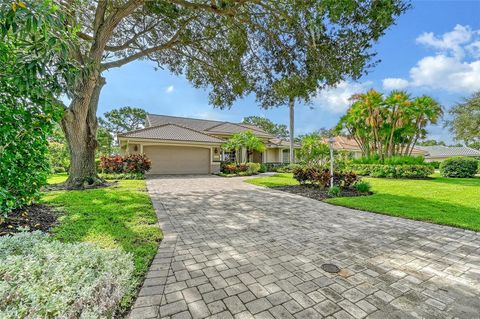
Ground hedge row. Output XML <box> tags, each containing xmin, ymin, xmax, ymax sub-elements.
<box><xmin>440</xmin><ymin>157</ymin><xmax>478</xmax><ymax>178</ymax></box>
<box><xmin>349</xmin><ymin>164</ymin><xmax>434</xmax><ymax>178</ymax></box>
<box><xmin>100</xmin><ymin>154</ymin><xmax>151</xmax><ymax>174</ymax></box>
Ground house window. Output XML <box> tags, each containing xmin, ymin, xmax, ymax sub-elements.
<box><xmin>282</xmin><ymin>149</ymin><xmax>290</xmax><ymax>163</ymax></box>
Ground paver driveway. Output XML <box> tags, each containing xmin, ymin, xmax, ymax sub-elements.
<box><xmin>129</xmin><ymin>175</ymin><xmax>480</xmax><ymax>319</ymax></box>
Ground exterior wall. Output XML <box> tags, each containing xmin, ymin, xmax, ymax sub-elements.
<box><xmin>265</xmin><ymin>149</ymin><xmax>279</xmax><ymax>163</ymax></box>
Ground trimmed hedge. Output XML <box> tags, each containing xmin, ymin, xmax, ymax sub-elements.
<box><xmin>440</xmin><ymin>157</ymin><xmax>478</xmax><ymax>178</ymax></box>
<box><xmin>0</xmin><ymin>232</ymin><xmax>134</xmax><ymax>319</ymax></box>
<box><xmin>349</xmin><ymin>164</ymin><xmax>434</xmax><ymax>179</ymax></box>
<box><xmin>100</xmin><ymin>154</ymin><xmax>151</xmax><ymax>174</ymax></box>
<box><xmin>220</xmin><ymin>162</ymin><xmax>261</xmax><ymax>175</ymax></box>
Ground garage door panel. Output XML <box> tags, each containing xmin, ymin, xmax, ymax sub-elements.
<box><xmin>144</xmin><ymin>146</ymin><xmax>210</xmax><ymax>174</ymax></box>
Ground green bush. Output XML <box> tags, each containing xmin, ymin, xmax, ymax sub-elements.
<box><xmin>354</xmin><ymin>181</ymin><xmax>371</xmax><ymax>193</ymax></box>
<box><xmin>440</xmin><ymin>157</ymin><xmax>478</xmax><ymax>178</ymax></box>
<box><xmin>327</xmin><ymin>186</ymin><xmax>341</xmax><ymax>197</ymax></box>
<box><xmin>246</xmin><ymin>162</ymin><xmax>261</xmax><ymax>174</ymax></box>
<box><xmin>0</xmin><ymin>232</ymin><xmax>134</xmax><ymax>319</ymax></box>
<box><xmin>263</xmin><ymin>162</ymin><xmax>290</xmax><ymax>172</ymax></box>
<box><xmin>428</xmin><ymin>161</ymin><xmax>441</xmax><ymax>169</ymax></box>
<box><xmin>349</xmin><ymin>164</ymin><xmax>434</xmax><ymax>178</ymax></box>
<box><xmin>292</xmin><ymin>165</ymin><xmax>360</xmax><ymax>188</ymax></box>
<box><xmin>352</xmin><ymin>155</ymin><xmax>425</xmax><ymax>165</ymax></box>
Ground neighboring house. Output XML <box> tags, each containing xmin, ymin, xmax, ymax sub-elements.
<box><xmin>325</xmin><ymin>136</ymin><xmax>428</xmax><ymax>158</ymax></box>
<box><xmin>416</xmin><ymin>146</ymin><xmax>480</xmax><ymax>162</ymax></box>
<box><xmin>118</xmin><ymin>114</ymin><xmax>298</xmax><ymax>174</ymax></box>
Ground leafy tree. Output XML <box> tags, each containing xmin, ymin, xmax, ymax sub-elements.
<box><xmin>242</xmin><ymin>116</ymin><xmax>288</xmax><ymax>138</ymax></box>
<box><xmin>251</xmin><ymin>2</ymin><xmax>409</xmax><ymax>163</ymax></box>
<box><xmin>222</xmin><ymin>131</ymin><xmax>266</xmax><ymax>164</ymax></box>
<box><xmin>446</xmin><ymin>91</ymin><xmax>480</xmax><ymax>146</ymax></box>
<box><xmin>54</xmin><ymin>0</ymin><xmax>408</xmax><ymax>187</ymax></box>
<box><xmin>297</xmin><ymin>135</ymin><xmax>330</xmax><ymax>166</ymax></box>
<box><xmin>96</xmin><ymin>127</ymin><xmax>117</xmax><ymax>156</ymax></box>
<box><xmin>99</xmin><ymin>106</ymin><xmax>147</xmax><ymax>134</ymax></box>
<box><xmin>418</xmin><ymin>139</ymin><xmax>446</xmax><ymax>146</ymax></box>
<box><xmin>0</xmin><ymin>1</ymin><xmax>78</xmax><ymax>212</ymax></box>
<box><xmin>336</xmin><ymin>89</ymin><xmax>442</xmax><ymax>158</ymax></box>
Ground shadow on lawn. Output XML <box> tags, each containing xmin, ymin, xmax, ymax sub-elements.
<box><xmin>42</xmin><ymin>184</ymin><xmax>161</xmax><ymax>274</ymax></box>
<box><xmin>425</xmin><ymin>176</ymin><xmax>480</xmax><ymax>187</ymax></box>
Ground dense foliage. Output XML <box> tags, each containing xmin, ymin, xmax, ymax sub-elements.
<box><xmin>349</xmin><ymin>164</ymin><xmax>434</xmax><ymax>179</ymax></box>
<box><xmin>297</xmin><ymin>134</ymin><xmax>330</xmax><ymax>165</ymax></box>
<box><xmin>0</xmin><ymin>1</ymin><xmax>77</xmax><ymax>213</ymax></box>
<box><xmin>100</xmin><ymin>154</ymin><xmax>151</xmax><ymax>174</ymax></box>
<box><xmin>221</xmin><ymin>162</ymin><xmax>261</xmax><ymax>176</ymax></box>
<box><xmin>242</xmin><ymin>116</ymin><xmax>289</xmax><ymax>138</ymax></box>
<box><xmin>352</xmin><ymin>155</ymin><xmax>426</xmax><ymax>165</ymax></box>
<box><xmin>446</xmin><ymin>91</ymin><xmax>479</xmax><ymax>147</ymax></box>
<box><xmin>292</xmin><ymin>165</ymin><xmax>360</xmax><ymax>189</ymax></box>
<box><xmin>99</xmin><ymin>106</ymin><xmax>147</xmax><ymax>135</ymax></box>
<box><xmin>440</xmin><ymin>157</ymin><xmax>478</xmax><ymax>178</ymax></box>
<box><xmin>336</xmin><ymin>90</ymin><xmax>442</xmax><ymax>159</ymax></box>
<box><xmin>0</xmin><ymin>232</ymin><xmax>134</xmax><ymax>319</ymax></box>
<box><xmin>222</xmin><ymin>131</ymin><xmax>266</xmax><ymax>164</ymax></box>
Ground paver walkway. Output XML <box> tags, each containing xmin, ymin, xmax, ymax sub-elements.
<box><xmin>129</xmin><ymin>175</ymin><xmax>480</xmax><ymax>319</ymax></box>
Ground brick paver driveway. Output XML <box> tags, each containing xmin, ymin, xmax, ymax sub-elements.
<box><xmin>129</xmin><ymin>175</ymin><xmax>480</xmax><ymax>319</ymax></box>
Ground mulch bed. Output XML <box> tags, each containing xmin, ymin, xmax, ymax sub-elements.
<box><xmin>0</xmin><ymin>204</ymin><xmax>59</xmax><ymax>236</ymax></box>
<box><xmin>273</xmin><ymin>184</ymin><xmax>371</xmax><ymax>201</ymax></box>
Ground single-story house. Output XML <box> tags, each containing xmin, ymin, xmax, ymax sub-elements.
<box><xmin>416</xmin><ymin>145</ymin><xmax>480</xmax><ymax>162</ymax></box>
<box><xmin>118</xmin><ymin>114</ymin><xmax>298</xmax><ymax>175</ymax></box>
<box><xmin>325</xmin><ymin>136</ymin><xmax>427</xmax><ymax>158</ymax></box>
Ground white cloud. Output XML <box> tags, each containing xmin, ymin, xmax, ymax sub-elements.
<box><xmin>313</xmin><ymin>81</ymin><xmax>372</xmax><ymax>113</ymax></box>
<box><xmin>382</xmin><ymin>25</ymin><xmax>480</xmax><ymax>94</ymax></box>
<box><xmin>416</xmin><ymin>24</ymin><xmax>474</xmax><ymax>59</ymax></box>
<box><xmin>382</xmin><ymin>78</ymin><xmax>409</xmax><ymax>90</ymax></box>
<box><xmin>165</xmin><ymin>85</ymin><xmax>174</xmax><ymax>93</ymax></box>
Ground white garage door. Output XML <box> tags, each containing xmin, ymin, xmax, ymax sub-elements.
<box><xmin>144</xmin><ymin>146</ymin><xmax>210</xmax><ymax>175</ymax></box>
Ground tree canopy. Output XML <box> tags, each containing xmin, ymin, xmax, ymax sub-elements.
<box><xmin>52</xmin><ymin>0</ymin><xmax>409</xmax><ymax>187</ymax></box>
<box><xmin>446</xmin><ymin>91</ymin><xmax>480</xmax><ymax>147</ymax></box>
<box><xmin>99</xmin><ymin>106</ymin><xmax>147</xmax><ymax>135</ymax></box>
<box><xmin>242</xmin><ymin>116</ymin><xmax>289</xmax><ymax>138</ymax></box>
<box><xmin>336</xmin><ymin>89</ymin><xmax>442</xmax><ymax>158</ymax></box>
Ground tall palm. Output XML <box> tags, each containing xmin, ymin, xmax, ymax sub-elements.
<box><xmin>384</xmin><ymin>91</ymin><xmax>412</xmax><ymax>157</ymax></box>
<box><xmin>407</xmin><ymin>96</ymin><xmax>442</xmax><ymax>155</ymax></box>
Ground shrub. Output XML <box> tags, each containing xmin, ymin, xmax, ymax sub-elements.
<box><xmin>352</xmin><ymin>155</ymin><xmax>425</xmax><ymax>165</ymax></box>
<box><xmin>354</xmin><ymin>181</ymin><xmax>371</xmax><ymax>193</ymax></box>
<box><xmin>259</xmin><ymin>164</ymin><xmax>267</xmax><ymax>173</ymax></box>
<box><xmin>292</xmin><ymin>165</ymin><xmax>360</xmax><ymax>188</ymax></box>
<box><xmin>0</xmin><ymin>232</ymin><xmax>134</xmax><ymax>319</ymax></box>
<box><xmin>428</xmin><ymin>161</ymin><xmax>441</xmax><ymax>169</ymax></box>
<box><xmin>262</xmin><ymin>162</ymin><xmax>289</xmax><ymax>172</ymax></box>
<box><xmin>100</xmin><ymin>154</ymin><xmax>151</xmax><ymax>174</ymax></box>
<box><xmin>440</xmin><ymin>157</ymin><xmax>478</xmax><ymax>178</ymax></box>
<box><xmin>123</xmin><ymin>154</ymin><xmax>151</xmax><ymax>174</ymax></box>
<box><xmin>246</xmin><ymin>162</ymin><xmax>261</xmax><ymax>175</ymax></box>
<box><xmin>349</xmin><ymin>164</ymin><xmax>433</xmax><ymax>178</ymax></box>
<box><xmin>327</xmin><ymin>186</ymin><xmax>341</xmax><ymax>197</ymax></box>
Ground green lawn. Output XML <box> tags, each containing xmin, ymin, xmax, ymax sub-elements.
<box><xmin>245</xmin><ymin>173</ymin><xmax>480</xmax><ymax>231</ymax></box>
<box><xmin>42</xmin><ymin>175</ymin><xmax>162</xmax><ymax>304</ymax></box>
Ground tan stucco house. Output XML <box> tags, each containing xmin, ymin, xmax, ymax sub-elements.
<box><xmin>118</xmin><ymin>114</ymin><xmax>297</xmax><ymax>175</ymax></box>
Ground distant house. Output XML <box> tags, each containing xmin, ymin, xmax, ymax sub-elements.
<box><xmin>325</xmin><ymin>136</ymin><xmax>427</xmax><ymax>158</ymax></box>
<box><xmin>118</xmin><ymin>114</ymin><xmax>298</xmax><ymax>175</ymax></box>
<box><xmin>416</xmin><ymin>146</ymin><xmax>480</xmax><ymax>162</ymax></box>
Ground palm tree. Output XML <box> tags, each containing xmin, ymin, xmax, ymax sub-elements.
<box><xmin>222</xmin><ymin>131</ymin><xmax>266</xmax><ymax>163</ymax></box>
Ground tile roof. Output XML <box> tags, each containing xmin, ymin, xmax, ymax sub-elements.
<box><xmin>416</xmin><ymin>146</ymin><xmax>480</xmax><ymax>158</ymax></box>
<box><xmin>118</xmin><ymin>123</ymin><xmax>224</xmax><ymax>143</ymax></box>
<box><xmin>324</xmin><ymin>136</ymin><xmax>426</xmax><ymax>155</ymax></box>
<box><xmin>146</xmin><ymin>114</ymin><xmax>272</xmax><ymax>137</ymax></box>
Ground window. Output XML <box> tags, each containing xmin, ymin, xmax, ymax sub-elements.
<box><xmin>223</xmin><ymin>150</ymin><xmax>236</xmax><ymax>163</ymax></box>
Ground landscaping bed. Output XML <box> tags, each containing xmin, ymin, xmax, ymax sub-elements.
<box><xmin>273</xmin><ymin>184</ymin><xmax>371</xmax><ymax>201</ymax></box>
<box><xmin>0</xmin><ymin>204</ymin><xmax>58</xmax><ymax>236</ymax></box>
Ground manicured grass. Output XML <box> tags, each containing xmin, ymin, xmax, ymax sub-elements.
<box><xmin>41</xmin><ymin>175</ymin><xmax>162</xmax><ymax>304</ymax></box>
<box><xmin>245</xmin><ymin>173</ymin><xmax>300</xmax><ymax>187</ymax></box>
<box><xmin>246</xmin><ymin>173</ymin><xmax>480</xmax><ymax>231</ymax></box>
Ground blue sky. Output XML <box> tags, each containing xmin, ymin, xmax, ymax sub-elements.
<box><xmin>100</xmin><ymin>0</ymin><xmax>480</xmax><ymax>143</ymax></box>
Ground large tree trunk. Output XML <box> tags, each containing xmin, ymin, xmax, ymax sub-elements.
<box><xmin>61</xmin><ymin>75</ymin><xmax>106</xmax><ymax>188</ymax></box>
<box><xmin>289</xmin><ymin>97</ymin><xmax>295</xmax><ymax>163</ymax></box>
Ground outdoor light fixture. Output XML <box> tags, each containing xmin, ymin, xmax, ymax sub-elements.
<box><xmin>328</xmin><ymin>137</ymin><xmax>335</xmax><ymax>189</ymax></box>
